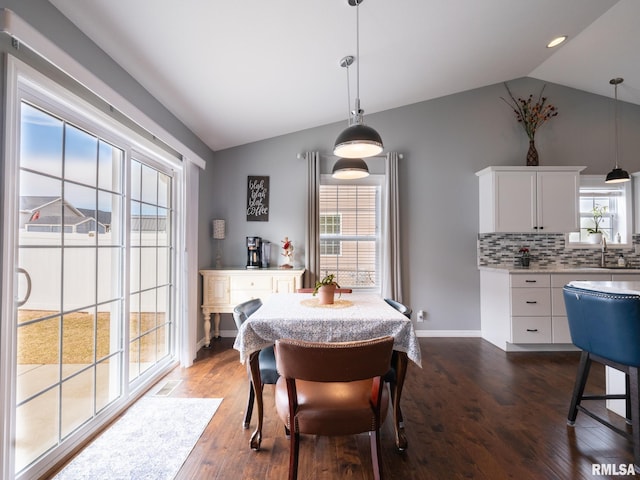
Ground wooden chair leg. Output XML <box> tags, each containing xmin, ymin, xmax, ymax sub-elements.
<box><xmin>626</xmin><ymin>373</ymin><xmax>632</xmax><ymax>424</ymax></box>
<box><xmin>370</xmin><ymin>429</ymin><xmax>383</xmax><ymax>480</ymax></box>
<box><xmin>288</xmin><ymin>431</ymin><xmax>299</xmax><ymax>480</ymax></box>
<box><xmin>243</xmin><ymin>380</ymin><xmax>255</xmax><ymax>429</ymax></box>
<box><xmin>628</xmin><ymin>367</ymin><xmax>640</xmax><ymax>474</ymax></box>
<box><xmin>568</xmin><ymin>351</ymin><xmax>591</xmax><ymax>425</ymax></box>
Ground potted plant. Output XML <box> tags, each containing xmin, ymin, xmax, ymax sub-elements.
<box><xmin>313</xmin><ymin>273</ymin><xmax>340</xmax><ymax>305</ymax></box>
<box><xmin>518</xmin><ymin>247</ymin><xmax>531</xmax><ymax>268</ymax></box>
<box><xmin>587</xmin><ymin>206</ymin><xmax>607</xmax><ymax>244</ymax></box>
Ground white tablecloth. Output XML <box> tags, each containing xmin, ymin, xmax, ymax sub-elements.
<box><xmin>233</xmin><ymin>292</ymin><xmax>422</xmax><ymax>367</ymax></box>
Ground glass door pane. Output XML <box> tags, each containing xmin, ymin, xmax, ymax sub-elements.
<box><xmin>15</xmin><ymin>102</ymin><xmax>125</xmax><ymax>473</ymax></box>
<box><xmin>128</xmin><ymin>159</ymin><xmax>173</xmax><ymax>383</ymax></box>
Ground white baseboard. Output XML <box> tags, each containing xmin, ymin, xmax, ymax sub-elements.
<box><xmin>413</xmin><ymin>330</ymin><xmax>481</xmax><ymax>338</ymax></box>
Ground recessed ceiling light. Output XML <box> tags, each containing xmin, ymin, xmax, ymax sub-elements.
<box><xmin>547</xmin><ymin>36</ymin><xmax>567</xmax><ymax>48</ymax></box>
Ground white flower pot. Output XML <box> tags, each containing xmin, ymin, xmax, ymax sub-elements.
<box><xmin>588</xmin><ymin>232</ymin><xmax>603</xmax><ymax>244</ymax></box>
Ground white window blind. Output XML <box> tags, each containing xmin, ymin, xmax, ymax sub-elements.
<box><xmin>319</xmin><ymin>183</ymin><xmax>380</xmax><ymax>288</ymax></box>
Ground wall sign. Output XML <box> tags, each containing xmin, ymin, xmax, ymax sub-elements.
<box><xmin>246</xmin><ymin>176</ymin><xmax>269</xmax><ymax>221</ymax></box>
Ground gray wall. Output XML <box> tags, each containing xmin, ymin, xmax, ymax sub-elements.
<box><xmin>203</xmin><ymin>77</ymin><xmax>640</xmax><ymax>334</ymax></box>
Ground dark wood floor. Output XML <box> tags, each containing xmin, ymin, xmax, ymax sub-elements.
<box><xmin>75</xmin><ymin>338</ymin><xmax>640</xmax><ymax>479</ymax></box>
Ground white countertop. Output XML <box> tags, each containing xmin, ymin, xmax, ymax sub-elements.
<box><xmin>478</xmin><ymin>265</ymin><xmax>640</xmax><ymax>274</ymax></box>
<box><xmin>568</xmin><ymin>280</ymin><xmax>640</xmax><ymax>295</ymax></box>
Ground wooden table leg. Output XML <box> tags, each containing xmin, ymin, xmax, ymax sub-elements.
<box><xmin>248</xmin><ymin>351</ymin><xmax>263</xmax><ymax>450</ymax></box>
<box><xmin>202</xmin><ymin>308</ymin><xmax>212</xmax><ymax>349</ymax></box>
<box><xmin>213</xmin><ymin>312</ymin><xmax>221</xmax><ymax>339</ymax></box>
<box><xmin>392</xmin><ymin>351</ymin><xmax>408</xmax><ymax>451</ymax></box>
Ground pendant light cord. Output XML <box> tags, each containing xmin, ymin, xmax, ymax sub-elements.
<box><xmin>614</xmin><ymin>81</ymin><xmax>619</xmax><ymax>168</ymax></box>
<box><xmin>356</xmin><ymin>0</ymin><xmax>360</xmax><ymax>107</ymax></box>
<box><xmin>345</xmin><ymin>62</ymin><xmax>351</xmax><ymax>120</ymax></box>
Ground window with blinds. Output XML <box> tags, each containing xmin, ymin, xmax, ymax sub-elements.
<box><xmin>319</xmin><ymin>182</ymin><xmax>380</xmax><ymax>288</ymax></box>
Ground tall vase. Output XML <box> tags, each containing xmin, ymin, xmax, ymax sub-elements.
<box><xmin>526</xmin><ymin>139</ymin><xmax>539</xmax><ymax>166</ymax></box>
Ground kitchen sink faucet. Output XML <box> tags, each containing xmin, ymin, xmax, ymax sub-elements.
<box><xmin>601</xmin><ymin>236</ymin><xmax>607</xmax><ymax>267</ymax></box>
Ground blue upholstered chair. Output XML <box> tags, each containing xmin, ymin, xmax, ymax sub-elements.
<box><xmin>232</xmin><ymin>298</ymin><xmax>279</xmax><ymax>429</ymax></box>
<box><xmin>383</xmin><ymin>297</ymin><xmax>412</xmax><ymax>448</ymax></box>
<box><xmin>563</xmin><ymin>285</ymin><xmax>640</xmax><ymax>473</ymax></box>
<box><xmin>384</xmin><ymin>298</ymin><xmax>412</xmax><ymax>319</ymax></box>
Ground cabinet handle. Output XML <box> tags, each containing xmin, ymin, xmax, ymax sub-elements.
<box><xmin>539</xmin><ymin>226</ymin><xmax>544</xmax><ymax>230</ymax></box>
<box><xmin>526</xmin><ymin>301</ymin><xmax>537</xmax><ymax>304</ymax></box>
<box><xmin>525</xmin><ymin>280</ymin><xmax>537</xmax><ymax>283</ymax></box>
<box><xmin>526</xmin><ymin>328</ymin><xmax>539</xmax><ymax>332</ymax></box>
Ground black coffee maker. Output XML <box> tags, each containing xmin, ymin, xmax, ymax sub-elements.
<box><xmin>246</xmin><ymin>236</ymin><xmax>262</xmax><ymax>269</ymax></box>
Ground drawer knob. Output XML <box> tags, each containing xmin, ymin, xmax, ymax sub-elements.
<box><xmin>526</xmin><ymin>328</ymin><xmax>539</xmax><ymax>332</ymax></box>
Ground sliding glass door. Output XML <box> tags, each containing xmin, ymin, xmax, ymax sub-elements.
<box><xmin>7</xmin><ymin>74</ymin><xmax>177</xmax><ymax>477</ymax></box>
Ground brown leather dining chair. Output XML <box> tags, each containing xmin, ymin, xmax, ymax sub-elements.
<box><xmin>232</xmin><ymin>298</ymin><xmax>279</xmax><ymax>429</ymax></box>
<box><xmin>274</xmin><ymin>336</ymin><xmax>394</xmax><ymax>480</ymax></box>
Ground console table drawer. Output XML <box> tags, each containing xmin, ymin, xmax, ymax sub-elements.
<box><xmin>230</xmin><ymin>276</ymin><xmax>273</xmax><ymax>291</ymax></box>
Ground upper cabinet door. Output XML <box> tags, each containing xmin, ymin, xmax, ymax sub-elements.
<box><xmin>494</xmin><ymin>171</ymin><xmax>537</xmax><ymax>232</ymax></box>
<box><xmin>536</xmin><ymin>171</ymin><xmax>580</xmax><ymax>233</ymax></box>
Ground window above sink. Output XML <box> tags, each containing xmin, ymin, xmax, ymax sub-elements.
<box><xmin>566</xmin><ymin>175</ymin><xmax>631</xmax><ymax>248</ymax></box>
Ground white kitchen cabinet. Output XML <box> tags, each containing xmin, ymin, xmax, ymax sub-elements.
<box><xmin>199</xmin><ymin>267</ymin><xmax>305</xmax><ymax>347</ymax></box>
<box><xmin>476</xmin><ymin>166</ymin><xmax>584</xmax><ymax>233</ymax></box>
<box><xmin>479</xmin><ymin>268</ymin><xmax>637</xmax><ymax>351</ymax></box>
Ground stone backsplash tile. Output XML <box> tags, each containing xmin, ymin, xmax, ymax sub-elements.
<box><xmin>478</xmin><ymin>233</ymin><xmax>640</xmax><ymax>268</ymax></box>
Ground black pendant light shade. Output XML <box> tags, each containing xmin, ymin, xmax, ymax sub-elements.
<box><xmin>332</xmin><ymin>0</ymin><xmax>383</xmax><ymax>160</ymax></box>
<box><xmin>605</xmin><ymin>167</ymin><xmax>630</xmax><ymax>183</ymax></box>
<box><xmin>332</xmin><ymin>157</ymin><xmax>369</xmax><ymax>179</ymax></box>
<box><xmin>605</xmin><ymin>77</ymin><xmax>630</xmax><ymax>184</ymax></box>
<box><xmin>333</xmin><ymin>123</ymin><xmax>383</xmax><ymax>158</ymax></box>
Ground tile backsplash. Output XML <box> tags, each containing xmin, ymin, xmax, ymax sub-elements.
<box><xmin>478</xmin><ymin>233</ymin><xmax>640</xmax><ymax>268</ymax></box>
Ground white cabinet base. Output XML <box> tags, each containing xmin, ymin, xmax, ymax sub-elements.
<box><xmin>200</xmin><ymin>267</ymin><xmax>304</xmax><ymax>347</ymax></box>
<box><xmin>606</xmin><ymin>366</ymin><xmax>627</xmax><ymax>418</ymax></box>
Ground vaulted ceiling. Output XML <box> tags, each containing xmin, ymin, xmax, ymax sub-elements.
<box><xmin>49</xmin><ymin>0</ymin><xmax>639</xmax><ymax>152</ymax></box>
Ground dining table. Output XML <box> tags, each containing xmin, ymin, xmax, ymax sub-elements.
<box><xmin>233</xmin><ymin>291</ymin><xmax>422</xmax><ymax>451</ymax></box>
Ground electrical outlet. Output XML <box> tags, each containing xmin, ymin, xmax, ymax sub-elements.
<box><xmin>417</xmin><ymin>310</ymin><xmax>425</xmax><ymax>322</ymax></box>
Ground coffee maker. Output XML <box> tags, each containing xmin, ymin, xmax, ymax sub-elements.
<box><xmin>246</xmin><ymin>236</ymin><xmax>262</xmax><ymax>269</ymax></box>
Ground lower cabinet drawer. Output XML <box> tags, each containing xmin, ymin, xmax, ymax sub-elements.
<box><xmin>511</xmin><ymin>288</ymin><xmax>551</xmax><ymax>316</ymax></box>
<box><xmin>511</xmin><ymin>317</ymin><xmax>552</xmax><ymax>343</ymax></box>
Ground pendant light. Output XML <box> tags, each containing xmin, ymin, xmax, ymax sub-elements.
<box><xmin>332</xmin><ymin>157</ymin><xmax>369</xmax><ymax>179</ymax></box>
<box><xmin>332</xmin><ymin>55</ymin><xmax>370</xmax><ymax>179</ymax></box>
<box><xmin>333</xmin><ymin>0</ymin><xmax>383</xmax><ymax>159</ymax></box>
<box><xmin>605</xmin><ymin>77</ymin><xmax>630</xmax><ymax>184</ymax></box>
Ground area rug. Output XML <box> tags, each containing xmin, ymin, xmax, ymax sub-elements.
<box><xmin>53</xmin><ymin>396</ymin><xmax>222</xmax><ymax>480</ymax></box>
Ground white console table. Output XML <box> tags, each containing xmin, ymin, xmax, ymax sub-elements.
<box><xmin>199</xmin><ymin>267</ymin><xmax>305</xmax><ymax>347</ymax></box>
